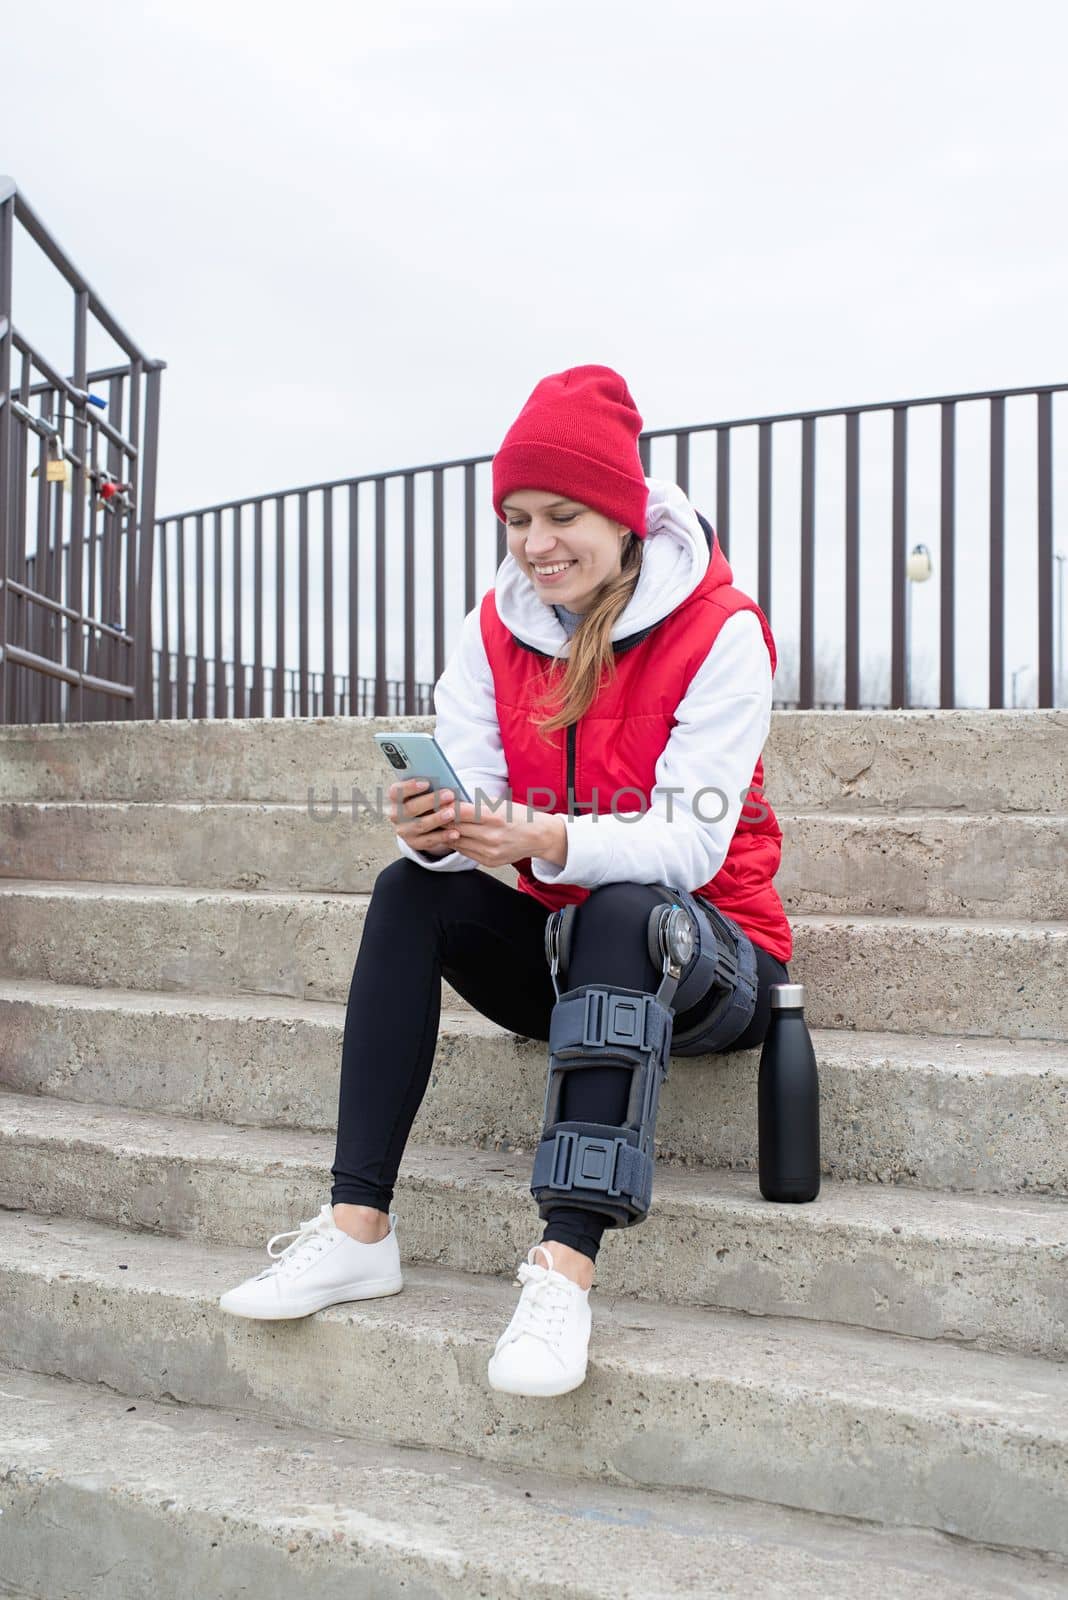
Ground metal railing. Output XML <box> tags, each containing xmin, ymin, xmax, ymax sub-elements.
<box><xmin>154</xmin><ymin>381</ymin><xmax>1065</xmax><ymax>715</ymax></box>
<box><xmin>644</xmin><ymin>384</ymin><xmax>1063</xmax><ymax>711</ymax></box>
<box><xmin>153</xmin><ymin>469</ymin><xmax>499</xmax><ymax>719</ymax></box>
<box><xmin>0</xmin><ymin>176</ymin><xmax>164</xmax><ymax>725</ymax></box>
<box><xmin>151</xmin><ymin>650</ymin><xmax>432</xmax><ymax>721</ymax></box>
<box><xmin>7</xmin><ymin>548</ymin><xmax>435</xmax><ymax>723</ymax></box>
<box><xmin>3</xmin><ymin>183</ymin><xmax>1062</xmax><ymax>723</ymax></box>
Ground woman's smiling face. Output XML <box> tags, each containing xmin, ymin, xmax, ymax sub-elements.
<box><xmin>503</xmin><ymin>489</ymin><xmax>631</xmax><ymax>613</ymax></box>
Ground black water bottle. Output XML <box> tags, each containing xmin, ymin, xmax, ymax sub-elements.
<box><xmin>758</xmin><ymin>983</ymin><xmax>821</xmax><ymax>1202</ymax></box>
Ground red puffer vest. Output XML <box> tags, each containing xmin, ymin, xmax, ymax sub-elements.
<box><xmin>478</xmin><ymin>515</ymin><xmax>793</xmax><ymax>964</ymax></box>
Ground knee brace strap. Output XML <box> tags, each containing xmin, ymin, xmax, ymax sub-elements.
<box><xmin>530</xmin><ymin>984</ymin><xmax>673</xmax><ymax>1229</ymax></box>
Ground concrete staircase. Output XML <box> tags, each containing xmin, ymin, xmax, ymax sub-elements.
<box><xmin>0</xmin><ymin>709</ymin><xmax>1066</xmax><ymax>1598</ymax></box>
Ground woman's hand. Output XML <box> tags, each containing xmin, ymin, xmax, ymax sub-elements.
<box><xmin>386</xmin><ymin>778</ymin><xmax>459</xmax><ymax>858</ymax></box>
<box><xmin>387</xmin><ymin>781</ymin><xmax>568</xmax><ymax>869</ymax></box>
<box><xmin>447</xmin><ymin>796</ymin><xmax>568</xmax><ymax>870</ymax></box>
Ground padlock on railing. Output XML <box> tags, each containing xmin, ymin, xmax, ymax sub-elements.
<box><xmin>97</xmin><ymin>474</ymin><xmax>133</xmax><ymax>514</ymax></box>
<box><xmin>45</xmin><ymin>431</ymin><xmax>67</xmax><ymax>484</ymax></box>
<box><xmin>30</xmin><ymin>425</ymin><xmax>73</xmax><ymax>491</ymax></box>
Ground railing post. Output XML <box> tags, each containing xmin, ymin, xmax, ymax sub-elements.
<box><xmin>939</xmin><ymin>402</ymin><xmax>956</xmax><ymax>710</ymax></box>
<box><xmin>799</xmin><ymin>416</ymin><xmax>815</xmax><ymax>710</ymax></box>
<box><xmin>844</xmin><ymin>412</ymin><xmax>860</xmax><ymax>710</ymax></box>
<box><xmin>756</xmin><ymin>422</ymin><xmax>772</xmax><ymax>622</ymax></box>
<box><xmin>1037</xmin><ymin>391</ymin><xmax>1054</xmax><ymax>708</ymax></box>
<box><xmin>715</xmin><ymin>427</ymin><xmax>730</xmax><ymax>559</ymax></box>
<box><xmin>347</xmin><ymin>484</ymin><xmax>359</xmax><ymax>717</ymax></box>
<box><xmin>322</xmin><ymin>489</ymin><xmax>334</xmax><ymax>718</ymax></box>
<box><xmin>374</xmin><ymin>477</ymin><xmax>386</xmax><ymax>716</ymax></box>
<box><xmin>403</xmin><ymin>471</ymin><xmax>415</xmax><ymax>715</ymax></box>
<box><xmin>133</xmin><ymin>364</ymin><xmax>162</xmax><ymax>718</ymax></box>
<box><xmin>432</xmin><ymin>468</ymin><xmax>444</xmax><ymax>684</ymax></box>
<box><xmin>675</xmin><ymin>431</ymin><xmax>690</xmax><ymax>498</ymax></box>
<box><xmin>251</xmin><ymin>502</ymin><xmax>264</xmax><ymax>717</ymax></box>
<box><xmin>298</xmin><ymin>490</ymin><xmax>309</xmax><ymax>718</ymax></box>
<box><xmin>988</xmin><ymin>397</ymin><xmax>1005</xmax><ymax>710</ymax></box>
<box><xmin>273</xmin><ymin>497</ymin><xmax>285</xmax><ymax>718</ymax></box>
<box><xmin>0</xmin><ymin>187</ymin><xmax>14</xmax><ymax>724</ymax></box>
<box><xmin>69</xmin><ymin>290</ymin><xmax>89</xmax><ymax>721</ymax></box>
<box><xmin>125</xmin><ymin>359</ymin><xmax>143</xmax><ymax>719</ymax></box>
<box><xmin>213</xmin><ymin>508</ymin><xmax>224</xmax><ymax>718</ymax></box>
<box><xmin>890</xmin><ymin>406</ymin><xmax>908</xmax><ymax>708</ymax></box>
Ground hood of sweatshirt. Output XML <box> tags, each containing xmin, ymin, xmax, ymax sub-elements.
<box><xmin>493</xmin><ymin>475</ymin><xmax>729</xmax><ymax>657</ymax></box>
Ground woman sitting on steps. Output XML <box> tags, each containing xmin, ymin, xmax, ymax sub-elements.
<box><xmin>219</xmin><ymin>363</ymin><xmax>793</xmax><ymax>1398</ymax></box>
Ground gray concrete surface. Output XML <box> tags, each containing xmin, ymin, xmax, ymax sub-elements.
<box><xmin>2</xmin><ymin>980</ymin><xmax>1066</xmax><ymax>1196</ymax></box>
<box><xmin>1</xmin><ymin>709</ymin><xmax>1065</xmax><ymax>811</ymax></box>
<box><xmin>2</xmin><ymin>707</ymin><xmax>1067</xmax><ymax>1587</ymax></box>
<box><xmin>2</xmin><ymin>879</ymin><xmax>1065</xmax><ymax>1038</ymax></box>
<box><xmin>1</xmin><ymin>1210</ymin><xmax>1067</xmax><ymax>1559</ymax></box>
<box><xmin>3</xmin><ymin>800</ymin><xmax>1065</xmax><ymax>919</ymax></box>
<box><xmin>5</xmin><ymin>1362</ymin><xmax>1064</xmax><ymax>1599</ymax></box>
<box><xmin>1</xmin><ymin>1089</ymin><xmax>1066</xmax><ymax>1358</ymax></box>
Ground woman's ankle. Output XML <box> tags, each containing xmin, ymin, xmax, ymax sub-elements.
<box><xmin>539</xmin><ymin>1239</ymin><xmax>595</xmax><ymax>1290</ymax></box>
<box><xmin>332</xmin><ymin>1202</ymin><xmax>391</xmax><ymax>1243</ymax></box>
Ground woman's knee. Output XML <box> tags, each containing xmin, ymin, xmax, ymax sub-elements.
<box><xmin>564</xmin><ymin>882</ymin><xmax>669</xmax><ymax>989</ymax></box>
<box><xmin>372</xmin><ymin>855</ymin><xmax>449</xmax><ymax>906</ymax></box>
<box><xmin>575</xmin><ymin>882</ymin><xmax>666</xmax><ymax>928</ymax></box>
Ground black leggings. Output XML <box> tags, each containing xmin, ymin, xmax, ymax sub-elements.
<box><xmin>331</xmin><ymin>858</ymin><xmax>789</xmax><ymax>1263</ymax></box>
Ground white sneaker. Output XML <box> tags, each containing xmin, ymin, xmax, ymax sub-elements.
<box><xmin>487</xmin><ymin>1242</ymin><xmax>592</xmax><ymax>1397</ymax></box>
<box><xmin>218</xmin><ymin>1204</ymin><xmax>403</xmax><ymax>1320</ymax></box>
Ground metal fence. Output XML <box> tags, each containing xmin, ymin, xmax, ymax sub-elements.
<box><xmin>0</xmin><ymin>176</ymin><xmax>164</xmax><ymax>726</ymax></box>
<box><xmin>152</xmin><ymin>650</ymin><xmax>431</xmax><ymax>720</ymax></box>
<box><xmin>154</xmin><ymin>381</ymin><xmax>1066</xmax><ymax>715</ymax></box>
<box><xmin>3</xmin><ymin>182</ymin><xmax>1065</xmax><ymax>724</ymax></box>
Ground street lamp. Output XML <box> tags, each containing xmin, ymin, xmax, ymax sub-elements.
<box><xmin>905</xmin><ymin>543</ymin><xmax>933</xmax><ymax>707</ymax></box>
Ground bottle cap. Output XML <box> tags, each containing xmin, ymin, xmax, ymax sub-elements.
<box><xmin>769</xmin><ymin>983</ymin><xmax>805</xmax><ymax>1010</ymax></box>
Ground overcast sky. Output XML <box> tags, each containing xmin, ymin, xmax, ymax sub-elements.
<box><xmin>4</xmin><ymin>0</ymin><xmax>1066</xmax><ymax>705</ymax></box>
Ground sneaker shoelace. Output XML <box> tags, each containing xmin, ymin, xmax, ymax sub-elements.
<box><xmin>506</xmin><ymin>1255</ymin><xmax>576</xmax><ymax>1344</ymax></box>
<box><xmin>255</xmin><ymin>1203</ymin><xmax>337</xmax><ymax>1280</ymax></box>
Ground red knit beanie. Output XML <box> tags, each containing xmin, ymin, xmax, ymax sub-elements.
<box><xmin>492</xmin><ymin>364</ymin><xmax>649</xmax><ymax>537</ymax></box>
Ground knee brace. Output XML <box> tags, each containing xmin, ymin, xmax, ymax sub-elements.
<box><xmin>655</xmin><ymin>888</ymin><xmax>759</xmax><ymax>1054</ymax></box>
<box><xmin>530</xmin><ymin>894</ymin><xmax>699</xmax><ymax>1229</ymax></box>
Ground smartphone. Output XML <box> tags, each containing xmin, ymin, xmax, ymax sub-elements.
<box><xmin>373</xmin><ymin>732</ymin><xmax>472</xmax><ymax>803</ymax></box>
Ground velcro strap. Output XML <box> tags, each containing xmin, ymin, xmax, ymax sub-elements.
<box><xmin>709</xmin><ymin>937</ymin><xmax>739</xmax><ymax>990</ymax></box>
<box><xmin>614</xmin><ymin>1141</ymin><xmax>652</xmax><ymax>1209</ymax></box>
<box><xmin>532</xmin><ymin>1129</ymin><xmax>652</xmax><ymax>1209</ymax></box>
<box><xmin>548</xmin><ymin>988</ymin><xmax>671</xmax><ymax>1060</ymax></box>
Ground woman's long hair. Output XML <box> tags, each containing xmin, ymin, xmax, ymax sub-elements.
<box><xmin>531</xmin><ymin>532</ymin><xmax>643</xmax><ymax>741</ymax></box>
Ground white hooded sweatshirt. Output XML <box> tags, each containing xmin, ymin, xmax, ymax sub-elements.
<box><xmin>395</xmin><ymin>475</ymin><xmax>773</xmax><ymax>894</ymax></box>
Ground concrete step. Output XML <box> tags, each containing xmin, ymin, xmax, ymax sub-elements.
<box><xmin>3</xmin><ymin>979</ymin><xmax>1065</xmax><ymax>1197</ymax></box>
<box><xmin>0</xmin><ymin>876</ymin><xmax>473</xmax><ymax>1014</ymax></box>
<box><xmin>778</xmin><ymin>810</ymin><xmax>1068</xmax><ymax>919</ymax></box>
<box><xmin>2</xmin><ymin>877</ymin><xmax>1065</xmax><ymax>1039</ymax></box>
<box><xmin>6</xmin><ymin>1366</ymin><xmax>1064</xmax><ymax>1600</ymax></box>
<box><xmin>2</xmin><ymin>1209</ymin><xmax>1067</xmax><ymax>1558</ymax></box>
<box><xmin>3</xmin><ymin>800</ymin><xmax>1065</xmax><ymax>918</ymax></box>
<box><xmin>2</xmin><ymin>1088</ymin><xmax>1065</xmax><ymax>1357</ymax></box>
<box><xmin>2</xmin><ymin>709</ymin><xmax>1065</xmax><ymax>812</ymax></box>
